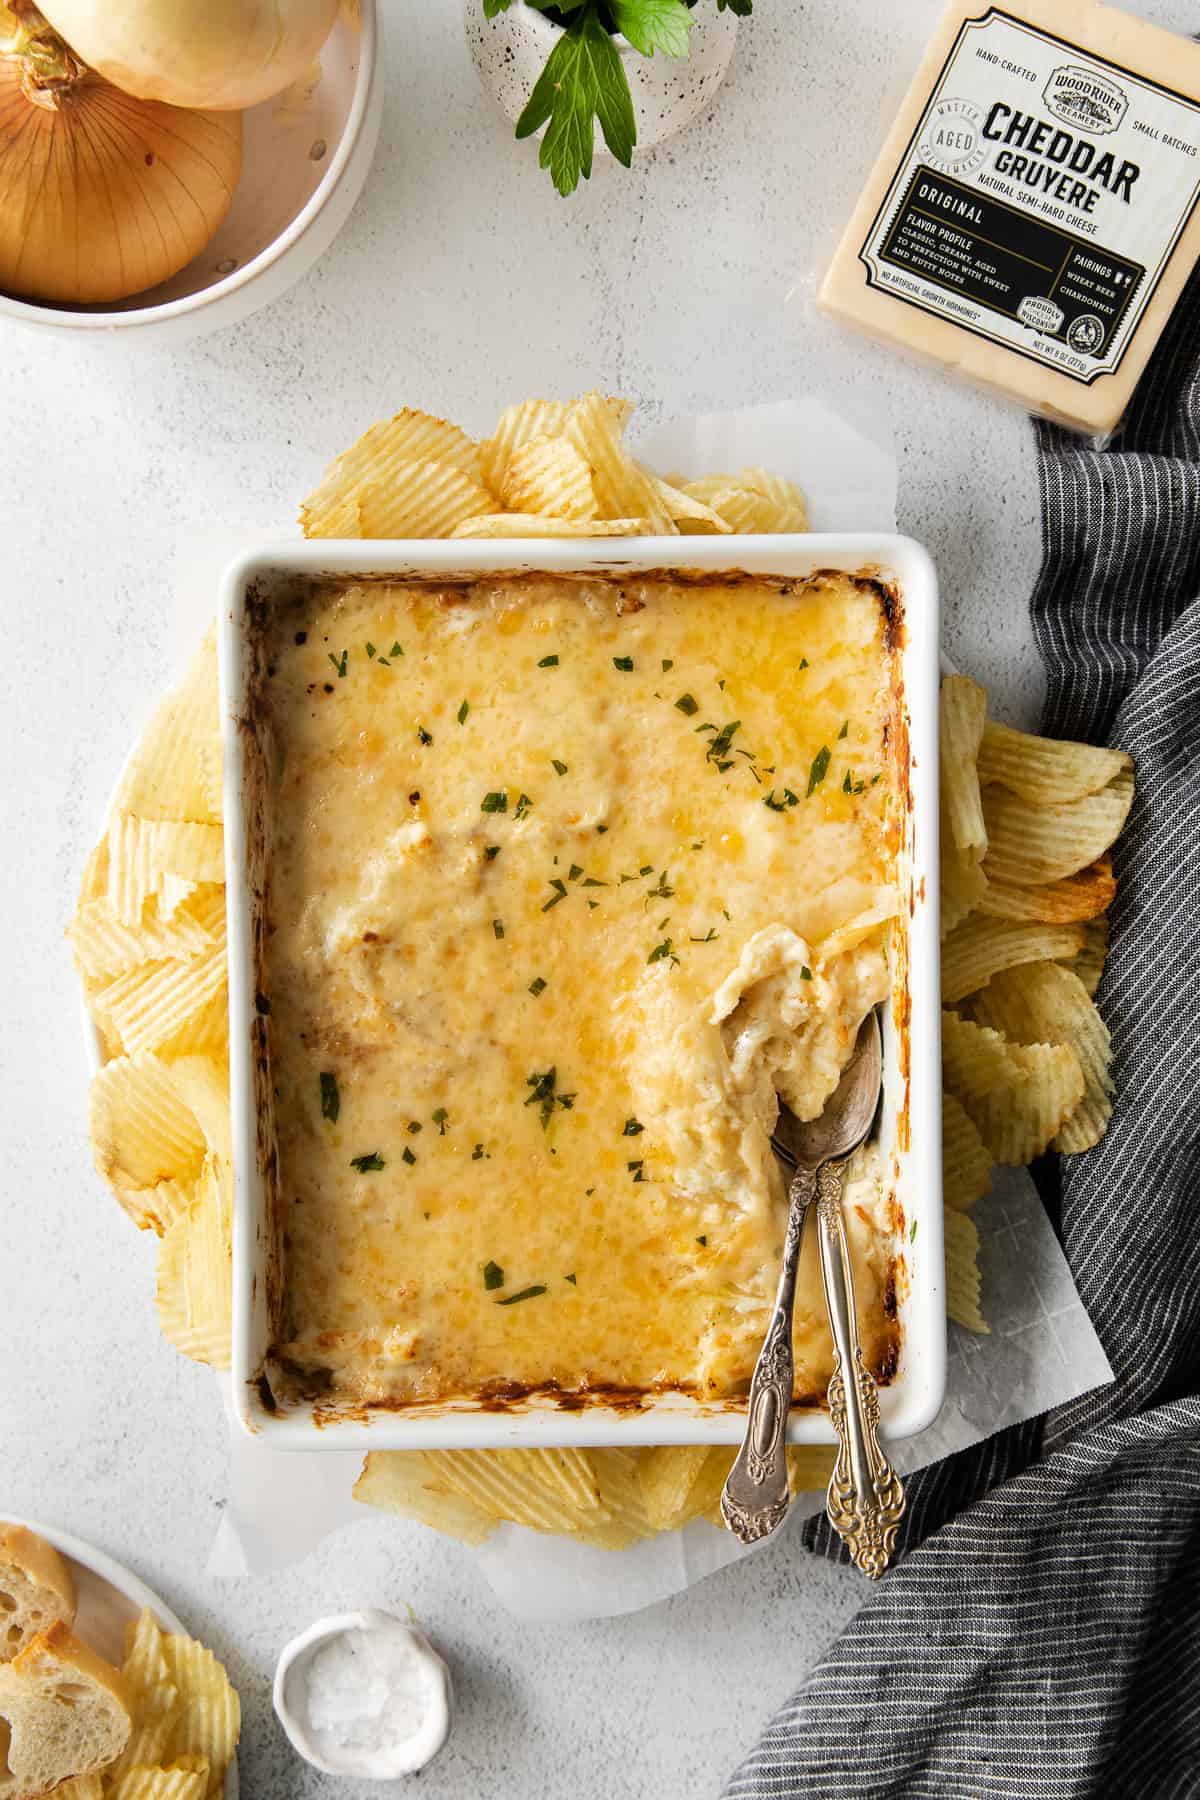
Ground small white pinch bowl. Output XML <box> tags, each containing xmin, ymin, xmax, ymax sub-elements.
<box><xmin>465</xmin><ymin>0</ymin><xmax>739</xmax><ymax>155</ymax></box>
<box><xmin>273</xmin><ymin>1609</ymin><xmax>453</xmax><ymax>1781</ymax></box>
<box><xmin>0</xmin><ymin>0</ymin><xmax>381</xmax><ymax>346</ymax></box>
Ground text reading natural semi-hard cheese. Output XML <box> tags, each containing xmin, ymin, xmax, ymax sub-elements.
<box><xmin>820</xmin><ymin>0</ymin><xmax>1200</xmax><ymax>434</ymax></box>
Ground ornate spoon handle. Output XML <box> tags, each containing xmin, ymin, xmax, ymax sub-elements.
<box><xmin>720</xmin><ymin>1164</ymin><xmax>818</xmax><ymax>1543</ymax></box>
<box><xmin>815</xmin><ymin>1161</ymin><xmax>905</xmax><ymax>1578</ymax></box>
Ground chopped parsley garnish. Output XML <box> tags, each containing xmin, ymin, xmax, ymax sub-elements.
<box><xmin>648</xmin><ymin>937</ymin><xmax>679</xmax><ymax>967</ymax></box>
<box><xmin>524</xmin><ymin>1067</ymin><xmax>576</xmax><ymax>1129</ymax></box>
<box><xmin>623</xmin><ymin>1117</ymin><xmax>644</xmax><ymax>1136</ymax></box>
<box><xmin>838</xmin><ymin>719</ymin><xmax>850</xmax><ymax>740</ymax></box>
<box><xmin>457</xmin><ymin>699</ymin><xmax>470</xmax><ymax>724</ymax></box>
<box><xmin>551</xmin><ymin>758</ymin><xmax>569</xmax><ymax>776</ymax></box>
<box><xmin>529</xmin><ymin>976</ymin><xmax>547</xmax><ymax>997</ymax></box>
<box><xmin>402</xmin><ymin>1146</ymin><xmax>417</xmax><ymax>1165</ymax></box>
<box><xmin>717</xmin><ymin>678</ymin><xmax>726</xmax><ymax>691</ymax></box>
<box><xmin>390</xmin><ymin>641</ymin><xmax>403</xmax><ymax>657</ymax></box>
<box><xmin>472</xmin><ymin>1143</ymin><xmax>489</xmax><ymax>1160</ymax></box>
<box><xmin>807</xmin><ymin>746</ymin><xmax>832</xmax><ymax>795</ymax></box>
<box><xmin>407</xmin><ymin>1120</ymin><xmax>422</xmax><ymax>1135</ymax></box>
<box><xmin>582</xmin><ymin>876</ymin><xmax>607</xmax><ymax>888</ymax></box>
<box><xmin>675</xmin><ymin>693</ymin><xmax>699</xmax><ymax>716</ymax></box>
<box><xmin>485</xmin><ymin>845</ymin><xmax>501</xmax><ymax>861</ymax></box>
<box><xmin>366</xmin><ymin>641</ymin><xmax>377</xmax><ymax>659</ymax></box>
<box><xmin>538</xmin><ymin>654</ymin><xmax>559</xmax><ymax>668</ymax></box>
<box><xmin>910</xmin><ymin>1218</ymin><xmax>918</xmax><ymax>1244</ymax></box>
<box><xmin>432</xmin><ymin>1107</ymin><xmax>449</xmax><ymax>1134</ymax></box>
<box><xmin>483</xmin><ymin>1260</ymin><xmax>504</xmax><ymax>1290</ymax></box>
<box><xmin>565</xmin><ymin>1272</ymin><xmax>577</xmax><ymax>1285</ymax></box>
<box><xmin>377</xmin><ymin>657</ymin><xmax>390</xmax><ymax>667</ymax></box>
<box><xmin>799</xmin><ymin>657</ymin><xmax>809</xmax><ymax>670</ymax></box>
<box><xmin>596</xmin><ymin>823</ymin><xmax>609</xmax><ymax>834</ymax></box>
<box><xmin>568</xmin><ymin>864</ymin><xmax>584</xmax><ymax>881</ymax></box>
<box><xmin>697</xmin><ymin>1234</ymin><xmax>707</xmax><ymax>1246</ymax></box>
<box><xmin>705</xmin><ymin>720</ymin><xmax>742</xmax><ymax>771</ymax></box>
<box><xmin>613</xmin><ymin>655</ymin><xmax>634</xmax><ymax>672</ymax></box>
<box><xmin>497</xmin><ymin>1284</ymin><xmax>547</xmax><ymax>1306</ymax></box>
<box><xmin>639</xmin><ymin>865</ymin><xmax>653</xmax><ymax>877</ymax></box>
<box><xmin>542</xmin><ymin>878</ymin><xmax>568</xmax><ymax>912</ymax></box>
<box><xmin>689</xmin><ymin>928</ymin><xmax>719</xmax><ymax>943</ymax></box>
<box><xmin>872</xmin><ymin>772</ymin><xmax>883</xmax><ymax>786</ymax></box>
<box><xmin>482</xmin><ymin>791</ymin><xmax>507</xmax><ymax>813</ymax></box>
<box><xmin>763</xmin><ymin>790</ymin><xmax>787</xmax><ymax>812</ymax></box>
<box><xmin>843</xmin><ymin>770</ymin><xmax>853</xmax><ymax>794</ymax></box>
<box><xmin>646</xmin><ymin>869</ymin><xmax>674</xmax><ymax>899</ymax></box>
<box><xmin>515</xmin><ymin>792</ymin><xmax>533</xmax><ymax>820</ymax></box>
<box><xmin>319</xmin><ymin>1072</ymin><xmax>340</xmax><ymax>1122</ymax></box>
<box><xmin>417</xmin><ymin>726</ymin><xmax>433</xmax><ymax>746</ymax></box>
<box><xmin>627</xmin><ymin>1159</ymin><xmax>645</xmax><ymax>1182</ymax></box>
<box><xmin>800</xmin><ymin>965</ymin><xmax>813</xmax><ymax>981</ymax></box>
<box><xmin>493</xmin><ymin>918</ymin><xmax>505</xmax><ymax>939</ymax></box>
<box><xmin>328</xmin><ymin>650</ymin><xmax>348</xmax><ymax>678</ymax></box>
<box><xmin>661</xmin><ymin>658</ymin><xmax>674</xmax><ymax>671</ymax></box>
<box><xmin>350</xmin><ymin>1151</ymin><xmax>384</xmax><ymax>1172</ymax></box>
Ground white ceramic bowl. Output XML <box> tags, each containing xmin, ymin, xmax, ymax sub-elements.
<box><xmin>219</xmin><ymin>533</ymin><xmax>945</xmax><ymax>1454</ymax></box>
<box><xmin>0</xmin><ymin>2</ymin><xmax>381</xmax><ymax>346</ymax></box>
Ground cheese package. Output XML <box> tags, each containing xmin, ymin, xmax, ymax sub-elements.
<box><xmin>820</xmin><ymin>0</ymin><xmax>1200</xmax><ymax>435</ymax></box>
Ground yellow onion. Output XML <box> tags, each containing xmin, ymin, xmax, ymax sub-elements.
<box><xmin>36</xmin><ymin>0</ymin><xmax>340</xmax><ymax>111</ymax></box>
<box><xmin>0</xmin><ymin>7</ymin><xmax>242</xmax><ymax>305</ymax></box>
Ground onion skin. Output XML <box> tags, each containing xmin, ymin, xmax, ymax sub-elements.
<box><xmin>0</xmin><ymin>61</ymin><xmax>243</xmax><ymax>304</ymax></box>
<box><xmin>37</xmin><ymin>0</ymin><xmax>340</xmax><ymax>111</ymax></box>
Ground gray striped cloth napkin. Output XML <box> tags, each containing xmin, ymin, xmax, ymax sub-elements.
<box><xmin>725</xmin><ymin>263</ymin><xmax>1200</xmax><ymax>1800</ymax></box>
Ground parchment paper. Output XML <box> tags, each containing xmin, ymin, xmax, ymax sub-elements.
<box><xmin>200</xmin><ymin>399</ymin><xmax>1113</xmax><ymax>1619</ymax></box>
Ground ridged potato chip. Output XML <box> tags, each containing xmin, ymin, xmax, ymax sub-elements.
<box><xmin>111</xmin><ymin>1174</ymin><xmax>195</xmax><ymax>1238</ymax></box>
<box><xmin>164</xmin><ymin>1057</ymin><xmax>231</xmax><ymax>1161</ymax></box>
<box><xmin>565</xmin><ymin>392</ymin><xmax>675</xmax><ymax>531</ymax></box>
<box><xmin>940</xmin><ymin>808</ymin><xmax>988</xmax><ymax>938</ymax></box>
<box><xmin>92</xmin><ymin>939</ymin><xmax>227</xmax><ymax>1059</ymax></box>
<box><xmin>480</xmin><ymin>399</ymin><xmax>569</xmax><ymax>497</ymax></box>
<box><xmin>977</xmin><ymin>720</ymin><xmax>1130</xmax><ymax>806</ymax></box>
<box><xmin>450</xmin><ymin>512</ymin><xmax>653</xmax><ymax>539</ymax></box>
<box><xmin>942</xmin><ymin>1091</ymin><xmax>993</xmax><ymax>1211</ymax></box>
<box><xmin>1072</xmin><ymin>916</ymin><xmax>1109</xmax><ymax>998</ymax></box>
<box><xmin>637</xmin><ymin>1446</ymin><xmax>710</xmax><ymax>1531</ymax></box>
<box><xmin>729</xmin><ymin>467</ymin><xmax>809</xmax><ymax>532</ymax></box>
<box><xmin>356</xmin><ymin>458</ymin><xmax>493</xmax><ymax>539</ymax></box>
<box><xmin>944</xmin><ymin>1209</ymin><xmax>988</xmax><ymax>1333</ymax></box>
<box><xmin>970</xmin><ymin>963</ymin><xmax>1113</xmax><ymax>1155</ymax></box>
<box><xmin>106</xmin><ymin>1706</ymin><xmax>182</xmax><ymax>1786</ymax></box>
<box><xmin>939</xmin><ymin>675</ymin><xmax>988</xmax><ymax>860</ymax></box>
<box><xmin>106</xmin><ymin>818</ymin><xmax>225</xmax><ymax>927</ymax></box>
<box><xmin>89</xmin><ymin>1053</ymin><xmax>207</xmax><ymax>1199</ymax></box>
<box><xmin>115</xmin><ymin>635</ymin><xmax>221</xmax><ymax>827</ymax></box>
<box><xmin>69</xmin><ymin>887</ymin><xmax>223</xmax><ymax>982</ymax></box>
<box><xmin>423</xmin><ymin>1448</ymin><xmax>604</xmax><ymax>1535</ymax></box>
<box><xmin>301</xmin><ymin>408</ymin><xmax>481</xmax><ymax>535</ymax></box>
<box><xmin>168</xmin><ymin>988</ymin><xmax>230</xmax><ymax>1061</ymax></box>
<box><xmin>787</xmin><ymin>1447</ymin><xmax>838</xmax><ymax>1493</ymax></box>
<box><xmin>983</xmin><ymin>768</ymin><xmax>1134</xmax><ymax>886</ymax></box>
<box><xmin>155</xmin><ymin>1157</ymin><xmax>232</xmax><ymax>1368</ymax></box>
<box><xmin>959</xmin><ymin>1038</ymin><xmax>1085</xmax><ymax>1165</ymax></box>
<box><xmin>978</xmin><ymin>856</ymin><xmax>1116</xmax><ymax>924</ymax></box>
<box><xmin>161</xmin><ymin>1632</ymin><xmax>239</xmax><ymax>1797</ymax></box>
<box><xmin>584</xmin><ymin>1448</ymin><xmax>656</xmax><ymax>1547</ymax></box>
<box><xmin>54</xmin><ymin>1779</ymin><xmax>104</xmax><ymax>1800</ymax></box>
<box><xmin>652</xmin><ymin>477</ymin><xmax>733</xmax><ymax>534</ymax></box>
<box><xmin>353</xmin><ymin>1453</ymin><xmax>496</xmax><ymax>1545</ymax></box>
<box><xmin>108</xmin><ymin>1763</ymin><xmax>209</xmax><ymax>1800</ymax></box>
<box><xmin>500</xmin><ymin>433</ymin><xmax>598</xmax><ymax>520</ymax></box>
<box><xmin>123</xmin><ymin>1609</ymin><xmax>172</xmax><ymax>1696</ymax></box>
<box><xmin>941</xmin><ymin>1010</ymin><xmax>1027</xmax><ymax>1099</ymax></box>
<box><xmin>941</xmin><ymin>916</ymin><xmax>1086</xmax><ymax>1003</ymax></box>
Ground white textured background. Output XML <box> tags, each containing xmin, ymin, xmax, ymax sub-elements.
<box><xmin>2</xmin><ymin>0</ymin><xmax>1191</xmax><ymax>1794</ymax></box>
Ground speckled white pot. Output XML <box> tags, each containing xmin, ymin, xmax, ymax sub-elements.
<box><xmin>465</xmin><ymin>1</ymin><xmax>738</xmax><ymax>155</ymax></box>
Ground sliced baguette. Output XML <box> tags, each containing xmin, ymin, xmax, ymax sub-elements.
<box><xmin>0</xmin><ymin>1528</ymin><xmax>76</xmax><ymax>1662</ymax></box>
<box><xmin>0</xmin><ymin>1622</ymin><xmax>131</xmax><ymax>1799</ymax></box>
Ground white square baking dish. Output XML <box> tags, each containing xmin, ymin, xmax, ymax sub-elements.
<box><xmin>219</xmin><ymin>534</ymin><xmax>944</xmax><ymax>1451</ymax></box>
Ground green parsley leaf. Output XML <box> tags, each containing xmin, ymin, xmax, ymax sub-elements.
<box><xmin>910</xmin><ymin>1218</ymin><xmax>918</xmax><ymax>1243</ymax></box>
<box><xmin>798</xmin><ymin>656</ymin><xmax>809</xmax><ymax>670</ymax></box>
<box><xmin>458</xmin><ymin>699</ymin><xmax>470</xmax><ymax>724</ymax></box>
<box><xmin>843</xmin><ymin>770</ymin><xmax>853</xmax><ymax>794</ymax></box>
<box><xmin>661</xmin><ymin>657</ymin><xmax>674</xmax><ymax>671</ymax></box>
<box><xmin>496</xmin><ymin>1284</ymin><xmax>548</xmax><ymax>1306</ymax></box>
<box><xmin>472</xmin><ymin>1143</ymin><xmax>489</xmax><ymax>1160</ymax></box>
<box><xmin>390</xmin><ymin>641</ymin><xmax>403</xmax><ymax>657</ymax></box>
<box><xmin>807</xmin><ymin>745</ymin><xmax>832</xmax><ymax>795</ymax></box>
<box><xmin>319</xmin><ymin>1071</ymin><xmax>340</xmax><ymax>1122</ymax></box>
<box><xmin>483</xmin><ymin>0</ymin><xmax>510</xmax><ymax>17</ymax></box>
<box><xmin>407</xmin><ymin>1120</ymin><xmax>422</xmax><ymax>1135</ymax></box>
<box><xmin>515</xmin><ymin>792</ymin><xmax>533</xmax><ymax>820</ymax></box>
<box><xmin>493</xmin><ymin>918</ymin><xmax>505</xmax><ymax>939</ymax></box>
<box><xmin>675</xmin><ymin>693</ymin><xmax>699</xmax><ymax>716</ymax></box>
<box><xmin>417</xmin><ymin>725</ymin><xmax>433</xmax><ymax>745</ymax></box>
<box><xmin>696</xmin><ymin>1234</ymin><xmax>707</xmax><ymax>1246</ymax></box>
<box><xmin>646</xmin><ymin>869</ymin><xmax>674</xmax><ymax>898</ymax></box>
<box><xmin>581</xmin><ymin>876</ymin><xmax>607</xmax><ymax>887</ymax></box>
<box><xmin>537</xmin><ymin>653</ymin><xmax>559</xmax><ymax>667</ymax></box>
<box><xmin>529</xmin><ymin>976</ymin><xmax>547</xmax><ymax>997</ymax></box>
<box><xmin>800</xmin><ymin>965</ymin><xmax>813</xmax><ymax>981</ymax></box>
<box><xmin>613</xmin><ymin>654</ymin><xmax>634</xmax><ymax>671</ymax></box>
<box><xmin>596</xmin><ymin>823</ymin><xmax>609</xmax><ymax>834</ymax></box>
<box><xmin>329</xmin><ymin>650</ymin><xmax>348</xmax><ymax>678</ymax></box>
<box><xmin>609</xmin><ymin>0</ymin><xmax>693</xmax><ymax>57</ymax></box>
<box><xmin>568</xmin><ymin>864</ymin><xmax>584</xmax><ymax>880</ymax></box>
<box><xmin>838</xmin><ymin>719</ymin><xmax>849</xmax><ymax>740</ymax></box>
<box><xmin>627</xmin><ymin>1158</ymin><xmax>645</xmax><ymax>1181</ymax></box>
<box><xmin>350</xmin><ymin>1151</ymin><xmax>384</xmax><ymax>1172</ymax></box>
<box><xmin>366</xmin><ymin>641</ymin><xmax>377</xmax><ymax>658</ymax></box>
<box><xmin>763</xmin><ymin>790</ymin><xmax>787</xmax><ymax>812</ymax></box>
<box><xmin>551</xmin><ymin>758</ymin><xmax>569</xmax><ymax>776</ymax></box>
<box><xmin>483</xmin><ymin>1259</ymin><xmax>505</xmax><ymax>1289</ymax></box>
<box><xmin>717</xmin><ymin>0</ymin><xmax>753</xmax><ymax>13</ymax></box>
<box><xmin>647</xmin><ymin>937</ymin><xmax>678</xmax><ymax>966</ymax></box>
<box><xmin>515</xmin><ymin>5</ymin><xmax>635</xmax><ymax>197</ymax></box>
<box><xmin>542</xmin><ymin>878</ymin><xmax>568</xmax><ymax>912</ymax></box>
<box><xmin>623</xmin><ymin>1117</ymin><xmax>644</xmax><ymax>1136</ymax></box>
<box><xmin>432</xmin><ymin>1107</ymin><xmax>449</xmax><ymax>1134</ymax></box>
<box><xmin>565</xmin><ymin>1272</ymin><xmax>577</xmax><ymax>1285</ymax></box>
<box><xmin>481</xmin><ymin>791</ymin><xmax>507</xmax><ymax>813</ymax></box>
<box><xmin>689</xmin><ymin>928</ymin><xmax>718</xmax><ymax>943</ymax></box>
<box><xmin>402</xmin><ymin>1145</ymin><xmax>417</xmax><ymax>1165</ymax></box>
<box><xmin>485</xmin><ymin>845</ymin><xmax>501</xmax><ymax>861</ymax></box>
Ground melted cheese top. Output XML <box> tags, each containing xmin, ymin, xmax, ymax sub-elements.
<box><xmin>259</xmin><ymin>572</ymin><xmax>901</xmax><ymax>1408</ymax></box>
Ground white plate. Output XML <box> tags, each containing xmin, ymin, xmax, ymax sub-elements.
<box><xmin>220</xmin><ymin>534</ymin><xmax>945</xmax><ymax>1454</ymax></box>
<box><xmin>1</xmin><ymin>1518</ymin><xmax>238</xmax><ymax>1799</ymax></box>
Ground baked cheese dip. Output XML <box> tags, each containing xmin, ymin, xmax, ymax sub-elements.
<box><xmin>254</xmin><ymin>571</ymin><xmax>904</xmax><ymax>1412</ymax></box>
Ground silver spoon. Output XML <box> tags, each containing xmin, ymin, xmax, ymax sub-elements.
<box><xmin>720</xmin><ymin>1011</ymin><xmax>906</xmax><ymax>1575</ymax></box>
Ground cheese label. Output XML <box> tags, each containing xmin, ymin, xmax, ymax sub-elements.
<box><xmin>858</xmin><ymin>7</ymin><xmax>1200</xmax><ymax>384</ymax></box>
